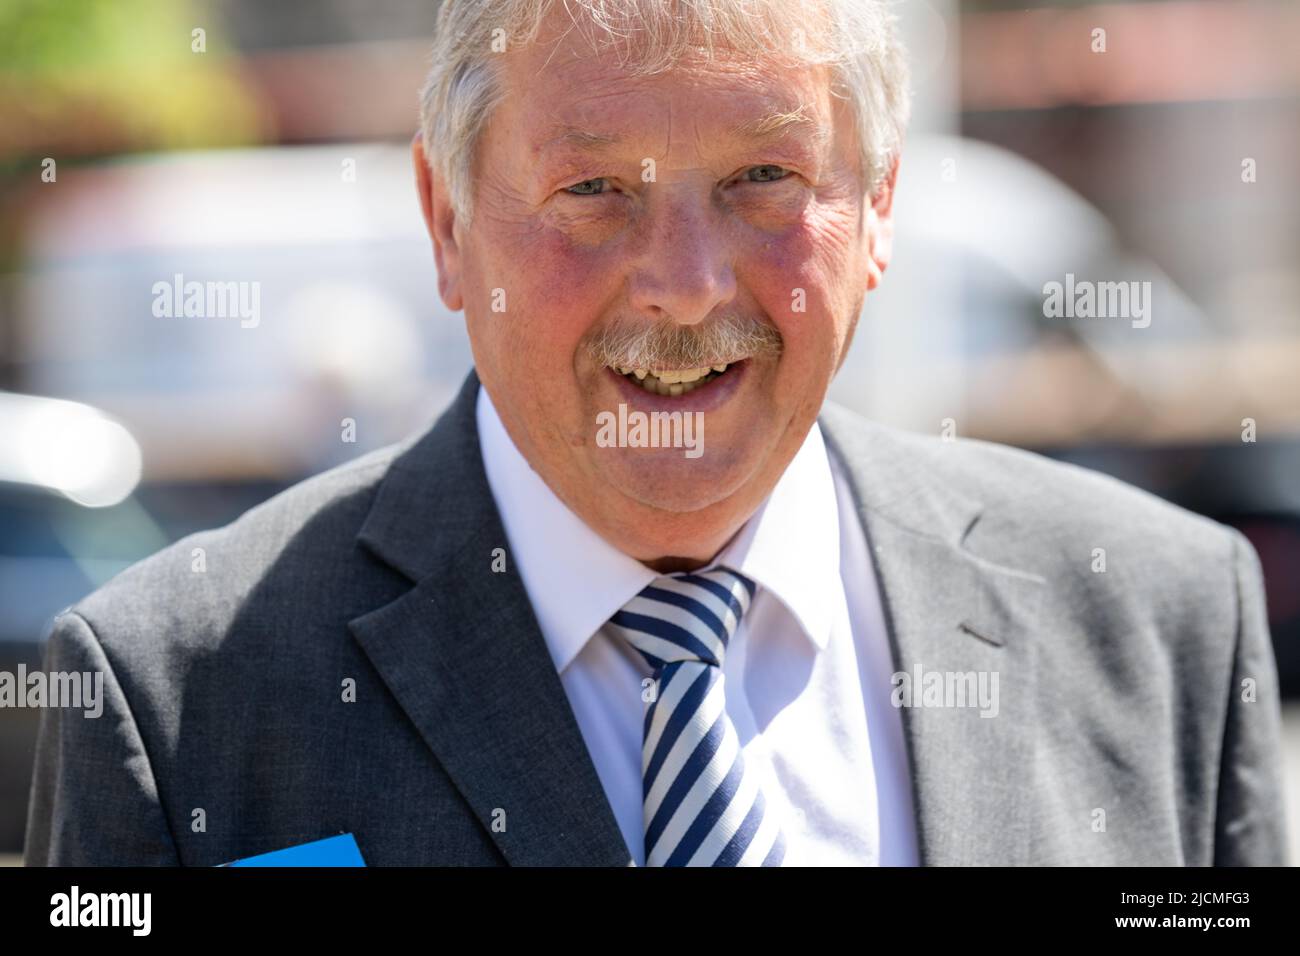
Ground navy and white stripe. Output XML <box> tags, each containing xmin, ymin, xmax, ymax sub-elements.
<box><xmin>608</xmin><ymin>567</ymin><xmax>787</xmax><ymax>867</ymax></box>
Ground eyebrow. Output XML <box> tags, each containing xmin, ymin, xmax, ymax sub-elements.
<box><xmin>728</xmin><ymin>102</ymin><xmax>828</xmax><ymax>145</ymax></box>
<box><xmin>538</xmin><ymin>102</ymin><xmax>829</xmax><ymax>156</ymax></box>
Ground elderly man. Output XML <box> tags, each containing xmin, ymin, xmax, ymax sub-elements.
<box><xmin>25</xmin><ymin>0</ymin><xmax>1285</xmax><ymax>867</ymax></box>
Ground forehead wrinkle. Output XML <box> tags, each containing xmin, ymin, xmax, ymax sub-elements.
<box><xmin>520</xmin><ymin>36</ymin><xmax>835</xmax><ymax>160</ymax></box>
<box><xmin>536</xmin><ymin>100</ymin><xmax>829</xmax><ymax>161</ymax></box>
<box><xmin>530</xmin><ymin>82</ymin><xmax>664</xmax><ymax>157</ymax></box>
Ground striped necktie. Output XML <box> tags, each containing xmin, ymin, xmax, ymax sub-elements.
<box><xmin>608</xmin><ymin>566</ymin><xmax>788</xmax><ymax>866</ymax></box>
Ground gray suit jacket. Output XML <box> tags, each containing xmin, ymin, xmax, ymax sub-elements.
<box><xmin>23</xmin><ymin>369</ymin><xmax>1288</xmax><ymax>865</ymax></box>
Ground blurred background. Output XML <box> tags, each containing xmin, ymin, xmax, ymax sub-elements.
<box><xmin>0</xmin><ymin>0</ymin><xmax>1296</xmax><ymax>864</ymax></box>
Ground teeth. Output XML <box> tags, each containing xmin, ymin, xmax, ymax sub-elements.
<box><xmin>653</xmin><ymin>367</ymin><xmax>712</xmax><ymax>384</ymax></box>
<box><xmin>611</xmin><ymin>362</ymin><xmax>733</xmax><ymax>396</ymax></box>
<box><xmin>651</xmin><ymin>366</ymin><xmax>718</xmax><ymax>384</ymax></box>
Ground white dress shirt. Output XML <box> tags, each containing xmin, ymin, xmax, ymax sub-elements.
<box><xmin>476</xmin><ymin>384</ymin><xmax>919</xmax><ymax>865</ymax></box>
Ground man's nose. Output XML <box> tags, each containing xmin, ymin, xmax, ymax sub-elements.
<box><xmin>626</xmin><ymin>193</ymin><xmax>738</xmax><ymax>327</ymax></box>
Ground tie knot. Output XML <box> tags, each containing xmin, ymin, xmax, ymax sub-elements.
<box><xmin>608</xmin><ymin>566</ymin><xmax>756</xmax><ymax>670</ymax></box>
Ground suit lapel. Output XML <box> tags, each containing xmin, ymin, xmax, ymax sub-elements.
<box><xmin>819</xmin><ymin>404</ymin><xmax>1046</xmax><ymax>865</ymax></box>
<box><xmin>349</xmin><ymin>370</ymin><xmax>632</xmax><ymax>866</ymax></box>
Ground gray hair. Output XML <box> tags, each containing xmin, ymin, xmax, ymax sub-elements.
<box><xmin>585</xmin><ymin>311</ymin><xmax>784</xmax><ymax>370</ymax></box>
<box><xmin>419</xmin><ymin>0</ymin><xmax>911</xmax><ymax>227</ymax></box>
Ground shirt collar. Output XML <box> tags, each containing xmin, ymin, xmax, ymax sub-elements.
<box><xmin>476</xmin><ymin>384</ymin><xmax>840</xmax><ymax>673</ymax></box>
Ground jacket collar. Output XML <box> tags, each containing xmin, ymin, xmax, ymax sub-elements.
<box><xmin>350</xmin><ymin>368</ymin><xmax>633</xmax><ymax>866</ymax></box>
<box><xmin>818</xmin><ymin>402</ymin><xmax>1046</xmax><ymax>865</ymax></box>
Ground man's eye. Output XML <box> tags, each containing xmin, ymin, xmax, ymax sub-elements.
<box><xmin>564</xmin><ymin>178</ymin><xmax>610</xmax><ymax>196</ymax></box>
<box><xmin>743</xmin><ymin>164</ymin><xmax>793</xmax><ymax>183</ymax></box>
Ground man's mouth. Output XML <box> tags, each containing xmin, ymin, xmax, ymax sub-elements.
<box><xmin>609</xmin><ymin>363</ymin><xmax>735</xmax><ymax>397</ymax></box>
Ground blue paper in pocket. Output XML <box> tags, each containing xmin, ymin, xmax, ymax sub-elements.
<box><xmin>219</xmin><ymin>833</ymin><xmax>366</xmax><ymax>867</ymax></box>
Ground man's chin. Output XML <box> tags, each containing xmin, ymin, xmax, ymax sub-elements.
<box><xmin>593</xmin><ymin>445</ymin><xmax>754</xmax><ymax>516</ymax></box>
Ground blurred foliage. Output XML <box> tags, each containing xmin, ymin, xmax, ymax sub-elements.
<box><xmin>0</xmin><ymin>0</ymin><xmax>265</xmax><ymax>162</ymax></box>
<box><xmin>0</xmin><ymin>0</ymin><xmax>267</xmax><ymax>272</ymax></box>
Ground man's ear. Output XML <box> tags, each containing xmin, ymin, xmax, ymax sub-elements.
<box><xmin>864</xmin><ymin>154</ymin><xmax>900</xmax><ymax>292</ymax></box>
<box><xmin>412</xmin><ymin>132</ymin><xmax>465</xmax><ymax>312</ymax></box>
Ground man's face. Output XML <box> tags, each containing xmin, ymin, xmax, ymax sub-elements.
<box><xmin>416</xmin><ymin>11</ymin><xmax>896</xmax><ymax>566</ymax></box>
